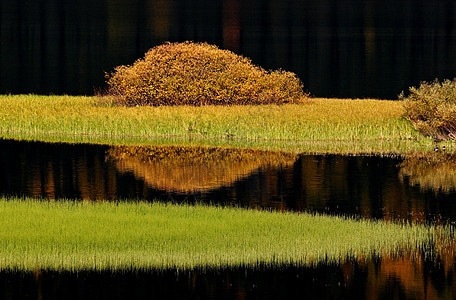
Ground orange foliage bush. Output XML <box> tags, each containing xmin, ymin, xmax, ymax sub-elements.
<box><xmin>401</xmin><ymin>79</ymin><xmax>456</xmax><ymax>140</ymax></box>
<box><xmin>105</xmin><ymin>41</ymin><xmax>308</xmax><ymax>106</ymax></box>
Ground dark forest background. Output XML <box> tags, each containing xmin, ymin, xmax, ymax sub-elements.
<box><xmin>1</xmin><ymin>0</ymin><xmax>455</xmax><ymax>98</ymax></box>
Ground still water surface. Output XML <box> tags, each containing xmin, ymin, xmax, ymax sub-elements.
<box><xmin>1</xmin><ymin>139</ymin><xmax>455</xmax><ymax>299</ymax></box>
<box><xmin>1</xmin><ymin>261</ymin><xmax>454</xmax><ymax>300</ymax></box>
<box><xmin>2</xmin><ymin>139</ymin><xmax>456</xmax><ymax>222</ymax></box>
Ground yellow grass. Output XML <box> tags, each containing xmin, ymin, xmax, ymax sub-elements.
<box><xmin>0</xmin><ymin>95</ymin><xmax>441</xmax><ymax>154</ymax></box>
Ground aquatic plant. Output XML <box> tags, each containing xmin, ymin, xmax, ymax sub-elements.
<box><xmin>105</xmin><ymin>41</ymin><xmax>307</xmax><ymax>106</ymax></box>
<box><xmin>0</xmin><ymin>197</ymin><xmax>445</xmax><ymax>271</ymax></box>
<box><xmin>401</xmin><ymin>79</ymin><xmax>456</xmax><ymax>140</ymax></box>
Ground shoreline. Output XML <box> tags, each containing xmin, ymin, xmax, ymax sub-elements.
<box><xmin>0</xmin><ymin>94</ymin><xmax>448</xmax><ymax>154</ymax></box>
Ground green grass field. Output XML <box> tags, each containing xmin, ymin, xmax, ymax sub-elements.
<box><xmin>0</xmin><ymin>96</ymin><xmax>453</xmax><ymax>272</ymax></box>
<box><xmin>0</xmin><ymin>94</ymin><xmax>442</xmax><ymax>154</ymax></box>
<box><xmin>0</xmin><ymin>197</ymin><xmax>444</xmax><ymax>271</ymax></box>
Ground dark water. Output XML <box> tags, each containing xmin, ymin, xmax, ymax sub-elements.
<box><xmin>1</xmin><ymin>260</ymin><xmax>454</xmax><ymax>300</ymax></box>
<box><xmin>1</xmin><ymin>0</ymin><xmax>456</xmax><ymax>99</ymax></box>
<box><xmin>2</xmin><ymin>139</ymin><xmax>456</xmax><ymax>223</ymax></box>
<box><xmin>1</xmin><ymin>138</ymin><xmax>456</xmax><ymax>299</ymax></box>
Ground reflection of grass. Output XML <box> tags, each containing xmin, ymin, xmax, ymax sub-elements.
<box><xmin>0</xmin><ymin>95</ymin><xmax>438</xmax><ymax>154</ymax></box>
<box><xmin>106</xmin><ymin>145</ymin><xmax>297</xmax><ymax>192</ymax></box>
<box><xmin>0</xmin><ymin>197</ymin><xmax>445</xmax><ymax>271</ymax></box>
<box><xmin>399</xmin><ymin>152</ymin><xmax>456</xmax><ymax>192</ymax></box>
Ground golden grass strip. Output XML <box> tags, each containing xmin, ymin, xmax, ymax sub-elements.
<box><xmin>0</xmin><ymin>95</ymin><xmax>441</xmax><ymax>154</ymax></box>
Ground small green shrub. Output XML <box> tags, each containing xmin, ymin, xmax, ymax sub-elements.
<box><xmin>401</xmin><ymin>79</ymin><xmax>456</xmax><ymax>140</ymax></box>
<box><xmin>105</xmin><ymin>41</ymin><xmax>308</xmax><ymax>106</ymax></box>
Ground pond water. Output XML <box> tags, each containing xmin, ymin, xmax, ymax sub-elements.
<box><xmin>2</xmin><ymin>139</ymin><xmax>456</xmax><ymax>223</ymax></box>
<box><xmin>1</xmin><ymin>262</ymin><xmax>453</xmax><ymax>300</ymax></box>
<box><xmin>1</xmin><ymin>0</ymin><xmax>456</xmax><ymax>99</ymax></box>
<box><xmin>1</xmin><ymin>139</ymin><xmax>456</xmax><ymax>299</ymax></box>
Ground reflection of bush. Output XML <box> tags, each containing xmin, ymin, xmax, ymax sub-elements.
<box><xmin>399</xmin><ymin>152</ymin><xmax>456</xmax><ymax>192</ymax></box>
<box><xmin>106</xmin><ymin>146</ymin><xmax>297</xmax><ymax>192</ymax></box>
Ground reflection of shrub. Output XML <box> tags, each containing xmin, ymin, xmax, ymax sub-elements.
<box><xmin>401</xmin><ymin>79</ymin><xmax>456</xmax><ymax>140</ymax></box>
<box><xmin>106</xmin><ymin>145</ymin><xmax>297</xmax><ymax>192</ymax></box>
<box><xmin>399</xmin><ymin>152</ymin><xmax>456</xmax><ymax>193</ymax></box>
<box><xmin>105</xmin><ymin>41</ymin><xmax>308</xmax><ymax>106</ymax></box>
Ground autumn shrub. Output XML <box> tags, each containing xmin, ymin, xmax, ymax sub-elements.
<box><xmin>401</xmin><ymin>79</ymin><xmax>456</xmax><ymax>140</ymax></box>
<box><xmin>105</xmin><ymin>41</ymin><xmax>308</xmax><ymax>106</ymax></box>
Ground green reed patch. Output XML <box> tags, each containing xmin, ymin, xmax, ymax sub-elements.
<box><xmin>0</xmin><ymin>197</ymin><xmax>444</xmax><ymax>271</ymax></box>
